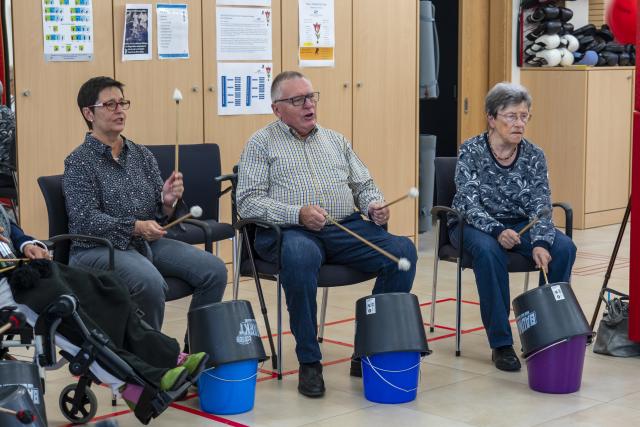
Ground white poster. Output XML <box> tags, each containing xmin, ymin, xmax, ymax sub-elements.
<box><xmin>216</xmin><ymin>7</ymin><xmax>272</xmax><ymax>60</ymax></box>
<box><xmin>298</xmin><ymin>0</ymin><xmax>335</xmax><ymax>67</ymax></box>
<box><xmin>42</xmin><ymin>0</ymin><xmax>94</xmax><ymax>62</ymax></box>
<box><xmin>217</xmin><ymin>0</ymin><xmax>271</xmax><ymax>5</ymax></box>
<box><xmin>122</xmin><ymin>4</ymin><xmax>152</xmax><ymax>61</ymax></box>
<box><xmin>217</xmin><ymin>63</ymin><xmax>273</xmax><ymax>116</ymax></box>
<box><xmin>157</xmin><ymin>3</ymin><xmax>189</xmax><ymax>59</ymax></box>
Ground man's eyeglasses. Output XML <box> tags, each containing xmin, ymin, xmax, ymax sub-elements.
<box><xmin>496</xmin><ymin>112</ymin><xmax>532</xmax><ymax>124</ymax></box>
<box><xmin>88</xmin><ymin>99</ymin><xmax>131</xmax><ymax>111</ymax></box>
<box><xmin>274</xmin><ymin>92</ymin><xmax>320</xmax><ymax>107</ymax></box>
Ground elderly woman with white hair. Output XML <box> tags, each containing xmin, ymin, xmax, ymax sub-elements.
<box><xmin>448</xmin><ymin>82</ymin><xmax>576</xmax><ymax>372</ymax></box>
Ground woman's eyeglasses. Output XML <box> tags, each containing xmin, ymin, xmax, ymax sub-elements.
<box><xmin>496</xmin><ymin>112</ymin><xmax>531</xmax><ymax>124</ymax></box>
<box><xmin>88</xmin><ymin>99</ymin><xmax>131</xmax><ymax>111</ymax></box>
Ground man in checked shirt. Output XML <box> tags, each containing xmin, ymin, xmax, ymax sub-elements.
<box><xmin>237</xmin><ymin>71</ymin><xmax>417</xmax><ymax>398</ymax></box>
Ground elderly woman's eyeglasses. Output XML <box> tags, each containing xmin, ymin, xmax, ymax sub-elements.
<box><xmin>88</xmin><ymin>100</ymin><xmax>131</xmax><ymax>111</ymax></box>
<box><xmin>496</xmin><ymin>112</ymin><xmax>531</xmax><ymax>124</ymax></box>
<box><xmin>274</xmin><ymin>92</ymin><xmax>320</xmax><ymax>107</ymax></box>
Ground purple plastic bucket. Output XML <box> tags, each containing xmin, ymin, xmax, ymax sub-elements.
<box><xmin>526</xmin><ymin>335</ymin><xmax>588</xmax><ymax>394</ymax></box>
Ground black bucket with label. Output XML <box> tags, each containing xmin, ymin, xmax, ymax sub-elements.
<box><xmin>0</xmin><ymin>385</ymin><xmax>45</xmax><ymax>427</ymax></box>
<box><xmin>188</xmin><ymin>300</ymin><xmax>267</xmax><ymax>367</ymax></box>
<box><xmin>0</xmin><ymin>362</ymin><xmax>46</xmax><ymax>426</ymax></box>
<box><xmin>512</xmin><ymin>282</ymin><xmax>592</xmax><ymax>358</ymax></box>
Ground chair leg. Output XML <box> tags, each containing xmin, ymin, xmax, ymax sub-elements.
<box><xmin>455</xmin><ymin>259</ymin><xmax>462</xmax><ymax>357</ymax></box>
<box><xmin>232</xmin><ymin>235</ymin><xmax>240</xmax><ymax>300</ymax></box>
<box><xmin>215</xmin><ymin>241</ymin><xmax>220</xmax><ymax>257</ymax></box>
<box><xmin>276</xmin><ymin>274</ymin><xmax>283</xmax><ymax>380</ymax></box>
<box><xmin>430</xmin><ymin>220</ymin><xmax>441</xmax><ymax>333</ymax></box>
<box><xmin>317</xmin><ymin>288</ymin><xmax>329</xmax><ymax>343</ymax></box>
<box><xmin>523</xmin><ymin>271</ymin><xmax>530</xmax><ymax>293</ymax></box>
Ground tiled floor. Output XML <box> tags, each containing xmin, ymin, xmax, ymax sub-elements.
<box><xmin>9</xmin><ymin>224</ymin><xmax>640</xmax><ymax>426</ymax></box>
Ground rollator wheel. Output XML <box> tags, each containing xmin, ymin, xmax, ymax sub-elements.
<box><xmin>59</xmin><ymin>383</ymin><xmax>98</xmax><ymax>424</ymax></box>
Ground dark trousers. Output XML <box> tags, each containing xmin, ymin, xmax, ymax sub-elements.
<box><xmin>255</xmin><ymin>213</ymin><xmax>417</xmax><ymax>363</ymax></box>
<box><xmin>449</xmin><ymin>221</ymin><xmax>576</xmax><ymax>349</ymax></box>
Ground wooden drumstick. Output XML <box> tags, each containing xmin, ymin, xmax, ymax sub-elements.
<box><xmin>377</xmin><ymin>187</ymin><xmax>419</xmax><ymax>210</ymax></box>
<box><xmin>0</xmin><ymin>258</ymin><xmax>29</xmax><ymax>263</ymax></box>
<box><xmin>518</xmin><ymin>207</ymin><xmax>551</xmax><ymax>236</ymax></box>
<box><xmin>324</xmin><ymin>214</ymin><xmax>411</xmax><ymax>271</ymax></box>
<box><xmin>0</xmin><ymin>406</ymin><xmax>36</xmax><ymax>424</ymax></box>
<box><xmin>162</xmin><ymin>206</ymin><xmax>203</xmax><ymax>230</ymax></box>
<box><xmin>172</xmin><ymin>88</ymin><xmax>183</xmax><ymax>173</ymax></box>
<box><xmin>541</xmin><ymin>268</ymin><xmax>549</xmax><ymax>285</ymax></box>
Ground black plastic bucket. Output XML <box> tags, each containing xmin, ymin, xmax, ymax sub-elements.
<box><xmin>0</xmin><ymin>385</ymin><xmax>45</xmax><ymax>427</ymax></box>
<box><xmin>512</xmin><ymin>282</ymin><xmax>592</xmax><ymax>358</ymax></box>
<box><xmin>354</xmin><ymin>293</ymin><xmax>430</xmax><ymax>358</ymax></box>
<box><xmin>188</xmin><ymin>300</ymin><xmax>267</xmax><ymax>367</ymax></box>
<box><xmin>0</xmin><ymin>362</ymin><xmax>46</xmax><ymax>426</ymax></box>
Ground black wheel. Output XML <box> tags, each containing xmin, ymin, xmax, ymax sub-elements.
<box><xmin>59</xmin><ymin>383</ymin><xmax>98</xmax><ymax>424</ymax></box>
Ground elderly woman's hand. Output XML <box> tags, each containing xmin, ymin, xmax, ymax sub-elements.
<box><xmin>497</xmin><ymin>229</ymin><xmax>520</xmax><ymax>250</ymax></box>
<box><xmin>162</xmin><ymin>171</ymin><xmax>184</xmax><ymax>209</ymax></box>
<box><xmin>23</xmin><ymin>244</ymin><xmax>51</xmax><ymax>260</ymax></box>
<box><xmin>532</xmin><ymin>247</ymin><xmax>552</xmax><ymax>273</ymax></box>
<box><xmin>134</xmin><ymin>220</ymin><xmax>167</xmax><ymax>241</ymax></box>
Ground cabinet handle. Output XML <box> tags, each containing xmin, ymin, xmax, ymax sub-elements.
<box><xmin>356</xmin><ymin>82</ymin><xmax>363</xmax><ymax>88</ymax></box>
<box><xmin>343</xmin><ymin>82</ymin><xmax>349</xmax><ymax>88</ymax></box>
<box><xmin>22</xmin><ymin>90</ymin><xmax>31</xmax><ymax>97</ymax></box>
<box><xmin>464</xmin><ymin>98</ymin><xmax>469</xmax><ymax>114</ymax></box>
<box><xmin>208</xmin><ymin>86</ymin><xmax>215</xmax><ymax>92</ymax></box>
<box><xmin>191</xmin><ymin>85</ymin><xmax>200</xmax><ymax>93</ymax></box>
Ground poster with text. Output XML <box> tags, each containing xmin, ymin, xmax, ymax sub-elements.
<box><xmin>42</xmin><ymin>0</ymin><xmax>94</xmax><ymax>61</ymax></box>
<box><xmin>157</xmin><ymin>3</ymin><xmax>189</xmax><ymax>59</ymax></box>
<box><xmin>298</xmin><ymin>0</ymin><xmax>334</xmax><ymax>67</ymax></box>
<box><xmin>122</xmin><ymin>4</ymin><xmax>152</xmax><ymax>61</ymax></box>
<box><xmin>216</xmin><ymin>7</ymin><xmax>272</xmax><ymax>60</ymax></box>
<box><xmin>217</xmin><ymin>0</ymin><xmax>271</xmax><ymax>5</ymax></box>
<box><xmin>217</xmin><ymin>62</ymin><xmax>273</xmax><ymax>115</ymax></box>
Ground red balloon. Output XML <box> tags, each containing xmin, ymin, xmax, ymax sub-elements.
<box><xmin>607</xmin><ymin>0</ymin><xmax>637</xmax><ymax>44</ymax></box>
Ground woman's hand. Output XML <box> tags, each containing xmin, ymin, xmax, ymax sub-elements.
<box><xmin>532</xmin><ymin>246</ymin><xmax>552</xmax><ymax>273</ymax></box>
<box><xmin>497</xmin><ymin>229</ymin><xmax>521</xmax><ymax>249</ymax></box>
<box><xmin>134</xmin><ymin>220</ymin><xmax>167</xmax><ymax>241</ymax></box>
<box><xmin>23</xmin><ymin>244</ymin><xmax>51</xmax><ymax>260</ymax></box>
<box><xmin>162</xmin><ymin>171</ymin><xmax>184</xmax><ymax>209</ymax></box>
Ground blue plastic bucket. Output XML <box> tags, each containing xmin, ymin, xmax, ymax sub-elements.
<box><xmin>198</xmin><ymin>359</ymin><xmax>258</xmax><ymax>415</ymax></box>
<box><xmin>361</xmin><ymin>351</ymin><xmax>421</xmax><ymax>404</ymax></box>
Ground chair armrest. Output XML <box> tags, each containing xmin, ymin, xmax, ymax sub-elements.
<box><xmin>48</xmin><ymin>234</ymin><xmax>115</xmax><ymax>270</ymax></box>
<box><xmin>235</xmin><ymin>218</ymin><xmax>282</xmax><ymax>271</ymax></box>
<box><xmin>183</xmin><ymin>218</ymin><xmax>214</xmax><ymax>253</ymax></box>
<box><xmin>430</xmin><ymin>205</ymin><xmax>465</xmax><ymax>260</ymax></box>
<box><xmin>552</xmin><ymin>202</ymin><xmax>573</xmax><ymax>239</ymax></box>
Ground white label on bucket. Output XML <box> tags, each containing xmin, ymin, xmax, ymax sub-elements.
<box><xmin>551</xmin><ymin>285</ymin><xmax>565</xmax><ymax>301</ymax></box>
<box><xmin>516</xmin><ymin>310</ymin><xmax>537</xmax><ymax>334</ymax></box>
<box><xmin>366</xmin><ymin>298</ymin><xmax>376</xmax><ymax>315</ymax></box>
<box><xmin>1</xmin><ymin>383</ymin><xmax>40</xmax><ymax>404</ymax></box>
<box><xmin>236</xmin><ymin>318</ymin><xmax>260</xmax><ymax>345</ymax></box>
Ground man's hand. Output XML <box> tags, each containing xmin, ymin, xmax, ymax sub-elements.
<box><xmin>532</xmin><ymin>246</ymin><xmax>552</xmax><ymax>273</ymax></box>
<box><xmin>134</xmin><ymin>220</ymin><xmax>167</xmax><ymax>241</ymax></box>
<box><xmin>497</xmin><ymin>229</ymin><xmax>521</xmax><ymax>250</ymax></box>
<box><xmin>299</xmin><ymin>205</ymin><xmax>327</xmax><ymax>231</ymax></box>
<box><xmin>368</xmin><ymin>201</ymin><xmax>390</xmax><ymax>225</ymax></box>
<box><xmin>162</xmin><ymin>171</ymin><xmax>184</xmax><ymax>208</ymax></box>
<box><xmin>23</xmin><ymin>244</ymin><xmax>50</xmax><ymax>260</ymax></box>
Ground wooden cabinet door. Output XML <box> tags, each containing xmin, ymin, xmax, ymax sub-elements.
<box><xmin>281</xmin><ymin>0</ymin><xmax>352</xmax><ymax>139</ymax></box>
<box><xmin>585</xmin><ymin>69</ymin><xmax>634</xmax><ymax>214</ymax></box>
<box><xmin>113</xmin><ymin>0</ymin><xmax>203</xmax><ymax>147</ymax></box>
<box><xmin>13</xmin><ymin>0</ymin><xmax>114</xmax><ymax>237</ymax></box>
<box><xmin>352</xmin><ymin>0</ymin><xmax>418</xmax><ymax>237</ymax></box>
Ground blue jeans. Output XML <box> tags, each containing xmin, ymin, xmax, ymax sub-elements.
<box><xmin>255</xmin><ymin>213</ymin><xmax>417</xmax><ymax>363</ymax></box>
<box><xmin>449</xmin><ymin>221</ymin><xmax>576</xmax><ymax>349</ymax></box>
<box><xmin>70</xmin><ymin>238</ymin><xmax>227</xmax><ymax>330</ymax></box>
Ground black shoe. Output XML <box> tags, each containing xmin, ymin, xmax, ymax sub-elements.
<box><xmin>350</xmin><ymin>357</ymin><xmax>362</xmax><ymax>378</ymax></box>
<box><xmin>492</xmin><ymin>346</ymin><xmax>522</xmax><ymax>372</ymax></box>
<box><xmin>298</xmin><ymin>363</ymin><xmax>325</xmax><ymax>397</ymax></box>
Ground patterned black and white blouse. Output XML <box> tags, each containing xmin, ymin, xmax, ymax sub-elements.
<box><xmin>63</xmin><ymin>133</ymin><xmax>166</xmax><ymax>252</ymax></box>
<box><xmin>0</xmin><ymin>105</ymin><xmax>15</xmax><ymax>176</ymax></box>
<box><xmin>449</xmin><ymin>132</ymin><xmax>555</xmax><ymax>250</ymax></box>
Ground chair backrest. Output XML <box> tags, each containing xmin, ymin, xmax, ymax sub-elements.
<box><xmin>37</xmin><ymin>174</ymin><xmax>71</xmax><ymax>263</ymax></box>
<box><xmin>433</xmin><ymin>157</ymin><xmax>458</xmax><ymax>247</ymax></box>
<box><xmin>145</xmin><ymin>144</ymin><xmax>223</xmax><ymax>221</ymax></box>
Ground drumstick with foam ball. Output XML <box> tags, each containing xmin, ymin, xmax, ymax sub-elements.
<box><xmin>377</xmin><ymin>187</ymin><xmax>420</xmax><ymax>210</ymax></box>
<box><xmin>163</xmin><ymin>206</ymin><xmax>203</xmax><ymax>230</ymax></box>
<box><xmin>0</xmin><ymin>406</ymin><xmax>36</xmax><ymax>424</ymax></box>
<box><xmin>172</xmin><ymin>88</ymin><xmax>183</xmax><ymax>173</ymax></box>
<box><xmin>324</xmin><ymin>214</ymin><xmax>411</xmax><ymax>271</ymax></box>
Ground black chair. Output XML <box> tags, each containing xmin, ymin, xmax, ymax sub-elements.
<box><xmin>37</xmin><ymin>174</ymin><xmax>193</xmax><ymax>301</ymax></box>
<box><xmin>218</xmin><ymin>167</ymin><xmax>379</xmax><ymax>379</ymax></box>
<box><xmin>145</xmin><ymin>144</ymin><xmax>236</xmax><ymax>273</ymax></box>
<box><xmin>429</xmin><ymin>157</ymin><xmax>573</xmax><ymax>356</ymax></box>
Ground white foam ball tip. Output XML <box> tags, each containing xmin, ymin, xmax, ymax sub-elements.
<box><xmin>408</xmin><ymin>187</ymin><xmax>419</xmax><ymax>198</ymax></box>
<box><xmin>190</xmin><ymin>205</ymin><xmax>203</xmax><ymax>218</ymax></box>
<box><xmin>398</xmin><ymin>258</ymin><xmax>411</xmax><ymax>271</ymax></box>
<box><xmin>172</xmin><ymin>88</ymin><xmax>183</xmax><ymax>102</ymax></box>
